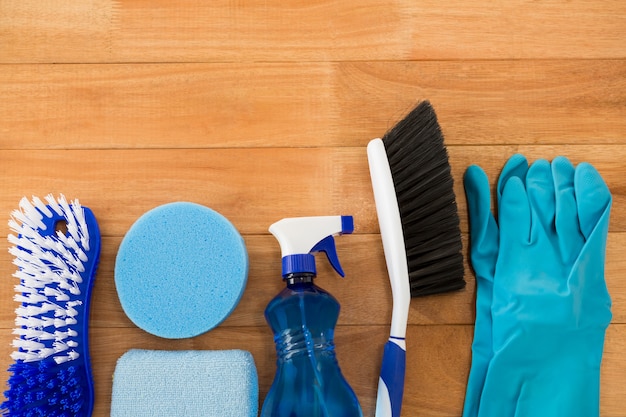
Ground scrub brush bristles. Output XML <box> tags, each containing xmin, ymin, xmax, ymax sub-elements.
<box><xmin>381</xmin><ymin>101</ymin><xmax>465</xmax><ymax>296</ymax></box>
<box><xmin>2</xmin><ymin>194</ymin><xmax>101</xmax><ymax>417</ymax></box>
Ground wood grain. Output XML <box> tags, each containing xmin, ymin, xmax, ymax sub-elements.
<box><xmin>0</xmin><ymin>147</ymin><xmax>624</xmax><ymax>236</ymax></box>
<box><xmin>1</xmin><ymin>1</ymin><xmax>625</xmax><ymax>63</ymax></box>
<box><xmin>1</xmin><ymin>61</ymin><xmax>625</xmax><ymax>149</ymax></box>
<box><xmin>1</xmin><ymin>1</ymin><xmax>625</xmax><ymax>416</ymax></box>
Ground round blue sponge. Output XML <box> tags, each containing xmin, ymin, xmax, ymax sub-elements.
<box><xmin>115</xmin><ymin>202</ymin><xmax>248</xmax><ymax>339</ymax></box>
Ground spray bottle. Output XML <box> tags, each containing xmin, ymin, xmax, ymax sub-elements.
<box><xmin>261</xmin><ymin>215</ymin><xmax>363</xmax><ymax>417</ymax></box>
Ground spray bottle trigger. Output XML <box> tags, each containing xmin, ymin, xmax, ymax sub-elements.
<box><xmin>311</xmin><ymin>235</ymin><xmax>345</xmax><ymax>277</ymax></box>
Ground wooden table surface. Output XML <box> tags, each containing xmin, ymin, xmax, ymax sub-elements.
<box><xmin>1</xmin><ymin>2</ymin><xmax>625</xmax><ymax>416</ymax></box>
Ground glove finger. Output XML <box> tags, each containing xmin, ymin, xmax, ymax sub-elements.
<box><xmin>497</xmin><ymin>153</ymin><xmax>529</xmax><ymax>202</ymax></box>
<box><xmin>499</xmin><ymin>176</ymin><xmax>531</xmax><ymax>249</ymax></box>
<box><xmin>494</xmin><ymin>176</ymin><xmax>531</xmax><ymax>319</ymax></box>
<box><xmin>464</xmin><ymin>165</ymin><xmax>499</xmax><ymax>279</ymax></box>
<box><xmin>526</xmin><ymin>159</ymin><xmax>555</xmax><ymax>239</ymax></box>
<box><xmin>463</xmin><ymin>165</ymin><xmax>498</xmax><ymax>417</ymax></box>
<box><xmin>575</xmin><ymin>162</ymin><xmax>612</xmax><ymax>240</ymax></box>
<box><xmin>552</xmin><ymin>156</ymin><xmax>584</xmax><ymax>262</ymax></box>
<box><xmin>571</xmin><ymin>163</ymin><xmax>612</xmax><ymax>326</ymax></box>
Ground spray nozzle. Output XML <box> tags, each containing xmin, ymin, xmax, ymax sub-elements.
<box><xmin>269</xmin><ymin>215</ymin><xmax>354</xmax><ymax>278</ymax></box>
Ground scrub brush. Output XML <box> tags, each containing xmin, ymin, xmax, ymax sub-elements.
<box><xmin>367</xmin><ymin>101</ymin><xmax>465</xmax><ymax>417</ymax></box>
<box><xmin>2</xmin><ymin>195</ymin><xmax>101</xmax><ymax>417</ymax></box>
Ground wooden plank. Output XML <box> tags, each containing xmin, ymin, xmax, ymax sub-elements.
<box><xmin>0</xmin><ymin>147</ymin><xmax>624</xmax><ymax>235</ymax></box>
<box><xmin>0</xmin><ymin>324</ymin><xmax>623</xmax><ymax>416</ymax></box>
<box><xmin>0</xmin><ymin>148</ymin><xmax>372</xmax><ymax>234</ymax></box>
<box><xmin>1</xmin><ymin>61</ymin><xmax>625</xmax><ymax>149</ymax></box>
<box><xmin>1</xmin><ymin>1</ymin><xmax>625</xmax><ymax>63</ymax></box>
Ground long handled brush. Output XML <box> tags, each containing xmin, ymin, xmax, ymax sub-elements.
<box><xmin>367</xmin><ymin>101</ymin><xmax>465</xmax><ymax>417</ymax></box>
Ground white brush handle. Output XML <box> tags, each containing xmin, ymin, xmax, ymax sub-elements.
<box><xmin>367</xmin><ymin>138</ymin><xmax>411</xmax><ymax>417</ymax></box>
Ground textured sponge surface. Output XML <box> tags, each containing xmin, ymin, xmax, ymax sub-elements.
<box><xmin>111</xmin><ymin>349</ymin><xmax>258</xmax><ymax>417</ymax></box>
<box><xmin>115</xmin><ymin>202</ymin><xmax>248</xmax><ymax>339</ymax></box>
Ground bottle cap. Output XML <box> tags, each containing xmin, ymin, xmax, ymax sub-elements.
<box><xmin>269</xmin><ymin>216</ymin><xmax>354</xmax><ymax>277</ymax></box>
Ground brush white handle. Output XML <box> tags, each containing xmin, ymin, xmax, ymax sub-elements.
<box><xmin>367</xmin><ymin>138</ymin><xmax>411</xmax><ymax>417</ymax></box>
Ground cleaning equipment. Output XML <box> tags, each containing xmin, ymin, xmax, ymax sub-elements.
<box><xmin>463</xmin><ymin>155</ymin><xmax>612</xmax><ymax>417</ymax></box>
<box><xmin>367</xmin><ymin>101</ymin><xmax>466</xmax><ymax>417</ymax></box>
<box><xmin>110</xmin><ymin>349</ymin><xmax>258</xmax><ymax>417</ymax></box>
<box><xmin>114</xmin><ymin>202</ymin><xmax>248</xmax><ymax>339</ymax></box>
<box><xmin>461</xmin><ymin>154</ymin><xmax>529</xmax><ymax>417</ymax></box>
<box><xmin>2</xmin><ymin>195</ymin><xmax>101</xmax><ymax>417</ymax></box>
<box><xmin>261</xmin><ymin>215</ymin><xmax>362</xmax><ymax>417</ymax></box>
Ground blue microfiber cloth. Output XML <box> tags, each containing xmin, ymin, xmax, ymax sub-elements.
<box><xmin>111</xmin><ymin>349</ymin><xmax>258</xmax><ymax>417</ymax></box>
<box><xmin>115</xmin><ymin>202</ymin><xmax>248</xmax><ymax>339</ymax></box>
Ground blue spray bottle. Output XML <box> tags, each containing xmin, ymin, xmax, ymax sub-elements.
<box><xmin>261</xmin><ymin>215</ymin><xmax>363</xmax><ymax>417</ymax></box>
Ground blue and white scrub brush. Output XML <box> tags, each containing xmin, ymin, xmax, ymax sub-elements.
<box><xmin>2</xmin><ymin>195</ymin><xmax>101</xmax><ymax>417</ymax></box>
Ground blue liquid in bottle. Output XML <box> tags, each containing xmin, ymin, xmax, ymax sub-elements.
<box><xmin>261</xmin><ymin>274</ymin><xmax>363</xmax><ymax>417</ymax></box>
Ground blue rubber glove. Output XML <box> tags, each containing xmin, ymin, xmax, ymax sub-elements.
<box><xmin>462</xmin><ymin>154</ymin><xmax>529</xmax><ymax>417</ymax></box>
<box><xmin>463</xmin><ymin>155</ymin><xmax>612</xmax><ymax>417</ymax></box>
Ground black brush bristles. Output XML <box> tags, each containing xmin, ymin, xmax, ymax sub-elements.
<box><xmin>381</xmin><ymin>101</ymin><xmax>465</xmax><ymax>297</ymax></box>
